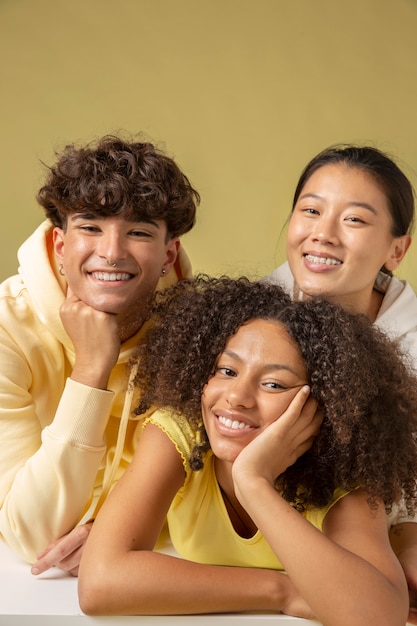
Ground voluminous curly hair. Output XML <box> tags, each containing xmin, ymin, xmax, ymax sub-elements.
<box><xmin>133</xmin><ymin>275</ymin><xmax>417</xmax><ymax>515</ymax></box>
<box><xmin>36</xmin><ymin>134</ymin><xmax>199</xmax><ymax>237</ymax></box>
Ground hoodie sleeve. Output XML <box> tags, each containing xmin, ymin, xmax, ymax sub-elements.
<box><xmin>0</xmin><ymin>284</ymin><xmax>116</xmax><ymax>564</ymax></box>
<box><xmin>0</xmin><ymin>361</ymin><xmax>114</xmax><ymax>564</ymax></box>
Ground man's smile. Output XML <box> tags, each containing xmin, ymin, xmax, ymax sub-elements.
<box><xmin>89</xmin><ymin>271</ymin><xmax>133</xmax><ymax>282</ymax></box>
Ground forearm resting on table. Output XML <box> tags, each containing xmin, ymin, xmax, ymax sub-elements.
<box><xmin>78</xmin><ymin>550</ymin><xmax>293</xmax><ymax>616</ymax></box>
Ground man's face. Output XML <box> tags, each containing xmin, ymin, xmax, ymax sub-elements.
<box><xmin>53</xmin><ymin>213</ymin><xmax>179</xmax><ymax>316</ymax></box>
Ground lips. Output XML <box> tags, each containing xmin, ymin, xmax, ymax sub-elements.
<box><xmin>90</xmin><ymin>271</ymin><xmax>133</xmax><ymax>281</ymax></box>
<box><xmin>217</xmin><ymin>415</ymin><xmax>252</xmax><ymax>430</ymax></box>
<box><xmin>304</xmin><ymin>254</ymin><xmax>342</xmax><ymax>266</ymax></box>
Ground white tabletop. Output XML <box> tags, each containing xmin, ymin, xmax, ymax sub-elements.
<box><xmin>0</xmin><ymin>540</ymin><xmax>317</xmax><ymax>626</ymax></box>
<box><xmin>2</xmin><ymin>539</ymin><xmax>414</xmax><ymax>626</ymax></box>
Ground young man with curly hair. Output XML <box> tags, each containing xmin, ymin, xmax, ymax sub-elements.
<box><xmin>0</xmin><ymin>134</ymin><xmax>199</xmax><ymax>575</ymax></box>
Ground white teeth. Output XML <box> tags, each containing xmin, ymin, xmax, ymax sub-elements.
<box><xmin>91</xmin><ymin>272</ymin><xmax>131</xmax><ymax>281</ymax></box>
<box><xmin>305</xmin><ymin>254</ymin><xmax>341</xmax><ymax>266</ymax></box>
<box><xmin>218</xmin><ymin>415</ymin><xmax>251</xmax><ymax>430</ymax></box>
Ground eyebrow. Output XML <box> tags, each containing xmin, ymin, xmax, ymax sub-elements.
<box><xmin>71</xmin><ymin>213</ymin><xmax>97</xmax><ymax>222</ymax></box>
<box><xmin>298</xmin><ymin>192</ymin><xmax>378</xmax><ymax>215</ymax></box>
<box><xmin>70</xmin><ymin>213</ymin><xmax>160</xmax><ymax>227</ymax></box>
<box><xmin>222</xmin><ymin>349</ymin><xmax>302</xmax><ymax>377</ymax></box>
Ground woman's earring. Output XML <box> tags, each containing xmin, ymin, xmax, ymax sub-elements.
<box><xmin>161</xmin><ymin>268</ymin><xmax>167</xmax><ymax>276</ymax></box>
<box><xmin>58</xmin><ymin>264</ymin><xmax>65</xmax><ymax>276</ymax></box>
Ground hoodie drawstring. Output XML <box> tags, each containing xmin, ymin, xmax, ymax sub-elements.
<box><xmin>89</xmin><ymin>360</ymin><xmax>139</xmax><ymax>518</ymax></box>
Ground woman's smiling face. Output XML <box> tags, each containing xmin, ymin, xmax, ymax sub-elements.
<box><xmin>286</xmin><ymin>163</ymin><xmax>409</xmax><ymax>315</ymax></box>
<box><xmin>201</xmin><ymin>318</ymin><xmax>308</xmax><ymax>465</ymax></box>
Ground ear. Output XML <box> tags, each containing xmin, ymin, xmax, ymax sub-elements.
<box><xmin>52</xmin><ymin>227</ymin><xmax>65</xmax><ymax>264</ymax></box>
<box><xmin>384</xmin><ymin>234</ymin><xmax>412</xmax><ymax>272</ymax></box>
<box><xmin>162</xmin><ymin>237</ymin><xmax>180</xmax><ymax>274</ymax></box>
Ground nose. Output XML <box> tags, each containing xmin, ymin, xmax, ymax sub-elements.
<box><xmin>226</xmin><ymin>377</ymin><xmax>256</xmax><ymax>409</ymax></box>
<box><xmin>97</xmin><ymin>229</ymin><xmax>128</xmax><ymax>264</ymax></box>
<box><xmin>310</xmin><ymin>214</ymin><xmax>339</xmax><ymax>245</ymax></box>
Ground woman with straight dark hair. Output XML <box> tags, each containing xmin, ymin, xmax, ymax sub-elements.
<box><xmin>266</xmin><ymin>144</ymin><xmax>417</xmax><ymax>622</ymax></box>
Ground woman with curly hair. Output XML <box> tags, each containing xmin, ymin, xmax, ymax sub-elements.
<box><xmin>79</xmin><ymin>276</ymin><xmax>417</xmax><ymax>626</ymax></box>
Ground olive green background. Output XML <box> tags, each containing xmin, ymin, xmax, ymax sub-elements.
<box><xmin>1</xmin><ymin>0</ymin><xmax>416</xmax><ymax>287</ymax></box>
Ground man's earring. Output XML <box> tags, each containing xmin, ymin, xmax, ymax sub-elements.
<box><xmin>58</xmin><ymin>264</ymin><xmax>65</xmax><ymax>276</ymax></box>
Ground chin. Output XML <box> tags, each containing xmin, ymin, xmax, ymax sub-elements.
<box><xmin>212</xmin><ymin>444</ymin><xmax>242</xmax><ymax>464</ymax></box>
<box><xmin>297</xmin><ymin>279</ymin><xmax>333</xmax><ymax>298</ymax></box>
<box><xmin>88</xmin><ymin>299</ymin><xmax>126</xmax><ymax>315</ymax></box>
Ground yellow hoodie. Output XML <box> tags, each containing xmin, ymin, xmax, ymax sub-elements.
<box><xmin>0</xmin><ymin>219</ymin><xmax>192</xmax><ymax>563</ymax></box>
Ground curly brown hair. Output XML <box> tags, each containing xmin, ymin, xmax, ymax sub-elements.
<box><xmin>133</xmin><ymin>275</ymin><xmax>417</xmax><ymax>514</ymax></box>
<box><xmin>37</xmin><ymin>134</ymin><xmax>199</xmax><ymax>237</ymax></box>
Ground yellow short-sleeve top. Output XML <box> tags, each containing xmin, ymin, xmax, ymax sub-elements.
<box><xmin>145</xmin><ymin>409</ymin><xmax>347</xmax><ymax>570</ymax></box>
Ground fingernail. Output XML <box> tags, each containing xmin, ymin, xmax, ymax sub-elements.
<box><xmin>31</xmin><ymin>567</ymin><xmax>40</xmax><ymax>575</ymax></box>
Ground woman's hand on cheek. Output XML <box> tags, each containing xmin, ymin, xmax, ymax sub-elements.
<box><xmin>232</xmin><ymin>386</ymin><xmax>321</xmax><ymax>493</ymax></box>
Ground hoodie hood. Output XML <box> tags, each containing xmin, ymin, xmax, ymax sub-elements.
<box><xmin>374</xmin><ymin>270</ymin><xmax>417</xmax><ymax>367</ymax></box>
<box><xmin>17</xmin><ymin>220</ymin><xmax>69</xmax><ymax>348</ymax></box>
<box><xmin>266</xmin><ymin>261</ymin><xmax>417</xmax><ymax>368</ymax></box>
